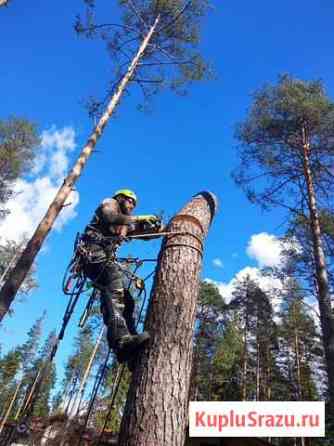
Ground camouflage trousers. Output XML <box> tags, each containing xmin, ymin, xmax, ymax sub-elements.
<box><xmin>83</xmin><ymin>257</ymin><xmax>137</xmax><ymax>349</ymax></box>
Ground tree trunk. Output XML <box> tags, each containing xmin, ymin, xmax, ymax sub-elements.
<box><xmin>256</xmin><ymin>312</ymin><xmax>260</xmax><ymax>401</ymax></box>
<box><xmin>292</xmin><ymin>304</ymin><xmax>305</xmax><ymax>446</ymax></box>
<box><xmin>301</xmin><ymin>128</ymin><xmax>334</xmax><ymax>415</ymax></box>
<box><xmin>293</xmin><ymin>304</ymin><xmax>302</xmax><ymax>401</ymax></box>
<box><xmin>0</xmin><ymin>378</ymin><xmax>22</xmax><ymax>434</ymax></box>
<box><xmin>256</xmin><ymin>340</ymin><xmax>260</xmax><ymax>401</ymax></box>
<box><xmin>118</xmin><ymin>191</ymin><xmax>218</xmax><ymax>446</ymax></box>
<box><xmin>266</xmin><ymin>344</ymin><xmax>272</xmax><ymax>401</ymax></box>
<box><xmin>71</xmin><ymin>326</ymin><xmax>104</xmax><ymax>418</ymax></box>
<box><xmin>0</xmin><ymin>15</ymin><xmax>160</xmax><ymax>321</ymax></box>
<box><xmin>242</xmin><ymin>314</ymin><xmax>249</xmax><ymax>401</ymax></box>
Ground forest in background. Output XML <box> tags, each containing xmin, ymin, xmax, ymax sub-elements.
<box><xmin>0</xmin><ymin>1</ymin><xmax>334</xmax><ymax>445</ymax></box>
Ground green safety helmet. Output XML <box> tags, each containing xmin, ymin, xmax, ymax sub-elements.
<box><xmin>113</xmin><ymin>189</ymin><xmax>137</xmax><ymax>205</ymax></box>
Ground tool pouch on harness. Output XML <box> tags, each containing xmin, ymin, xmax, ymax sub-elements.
<box><xmin>77</xmin><ymin>230</ymin><xmax>121</xmax><ymax>267</ymax></box>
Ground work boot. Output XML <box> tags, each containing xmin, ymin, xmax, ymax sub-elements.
<box><xmin>115</xmin><ymin>331</ymin><xmax>150</xmax><ymax>363</ymax></box>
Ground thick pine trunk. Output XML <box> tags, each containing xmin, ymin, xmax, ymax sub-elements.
<box><xmin>0</xmin><ymin>15</ymin><xmax>160</xmax><ymax>321</ymax></box>
<box><xmin>118</xmin><ymin>191</ymin><xmax>218</xmax><ymax>446</ymax></box>
<box><xmin>301</xmin><ymin>130</ymin><xmax>334</xmax><ymax>414</ymax></box>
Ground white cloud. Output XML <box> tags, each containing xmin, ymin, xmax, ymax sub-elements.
<box><xmin>32</xmin><ymin>126</ymin><xmax>76</xmax><ymax>179</ymax></box>
<box><xmin>246</xmin><ymin>232</ymin><xmax>301</xmax><ymax>268</ymax></box>
<box><xmin>246</xmin><ymin>233</ymin><xmax>283</xmax><ymax>267</ymax></box>
<box><xmin>212</xmin><ymin>258</ymin><xmax>224</xmax><ymax>268</ymax></box>
<box><xmin>205</xmin><ymin>266</ymin><xmax>284</xmax><ymax>311</ymax></box>
<box><xmin>0</xmin><ymin>126</ymin><xmax>79</xmax><ymax>244</ymax></box>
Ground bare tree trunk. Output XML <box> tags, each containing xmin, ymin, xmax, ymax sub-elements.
<box><xmin>242</xmin><ymin>316</ymin><xmax>249</xmax><ymax>401</ymax></box>
<box><xmin>256</xmin><ymin>340</ymin><xmax>260</xmax><ymax>401</ymax></box>
<box><xmin>70</xmin><ymin>326</ymin><xmax>104</xmax><ymax>418</ymax></box>
<box><xmin>293</xmin><ymin>304</ymin><xmax>302</xmax><ymax>401</ymax></box>
<box><xmin>17</xmin><ymin>369</ymin><xmax>42</xmax><ymax>419</ymax></box>
<box><xmin>118</xmin><ymin>191</ymin><xmax>218</xmax><ymax>446</ymax></box>
<box><xmin>263</xmin><ymin>347</ymin><xmax>272</xmax><ymax>401</ymax></box>
<box><xmin>0</xmin><ymin>378</ymin><xmax>22</xmax><ymax>434</ymax></box>
<box><xmin>292</xmin><ymin>304</ymin><xmax>305</xmax><ymax>446</ymax></box>
<box><xmin>0</xmin><ymin>15</ymin><xmax>161</xmax><ymax>321</ymax></box>
<box><xmin>255</xmin><ymin>312</ymin><xmax>260</xmax><ymax>401</ymax></box>
<box><xmin>302</xmin><ymin>128</ymin><xmax>334</xmax><ymax>415</ymax></box>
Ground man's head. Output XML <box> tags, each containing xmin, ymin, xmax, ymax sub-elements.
<box><xmin>113</xmin><ymin>189</ymin><xmax>137</xmax><ymax>215</ymax></box>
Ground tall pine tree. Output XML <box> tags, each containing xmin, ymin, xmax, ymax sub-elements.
<box><xmin>233</xmin><ymin>75</ymin><xmax>334</xmax><ymax>415</ymax></box>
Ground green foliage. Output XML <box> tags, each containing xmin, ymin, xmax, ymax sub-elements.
<box><xmin>285</xmin><ymin>210</ymin><xmax>334</xmax><ymax>292</ymax></box>
<box><xmin>0</xmin><ymin>117</ymin><xmax>40</xmax><ymax>218</ymax></box>
<box><xmin>50</xmin><ymin>390</ymin><xmax>64</xmax><ymax>414</ymax></box>
<box><xmin>210</xmin><ymin>318</ymin><xmax>243</xmax><ymax>400</ymax></box>
<box><xmin>94</xmin><ymin>362</ymin><xmax>131</xmax><ymax>432</ymax></box>
<box><xmin>0</xmin><ymin>239</ymin><xmax>37</xmax><ymax>298</ymax></box>
<box><xmin>75</xmin><ymin>0</ymin><xmax>212</xmax><ymax>113</ymax></box>
<box><xmin>18</xmin><ymin>313</ymin><xmax>45</xmax><ymax>374</ymax></box>
<box><xmin>60</xmin><ymin>325</ymin><xmax>96</xmax><ymax>413</ymax></box>
<box><xmin>15</xmin><ymin>330</ymin><xmax>58</xmax><ymax>418</ymax></box>
<box><xmin>0</xmin><ymin>348</ymin><xmax>21</xmax><ymax>390</ymax></box>
<box><xmin>69</xmin><ymin>326</ymin><xmax>95</xmax><ymax>381</ymax></box>
<box><xmin>233</xmin><ymin>75</ymin><xmax>334</xmax><ymax>212</ymax></box>
<box><xmin>278</xmin><ymin>280</ymin><xmax>322</xmax><ymax>401</ymax></box>
<box><xmin>192</xmin><ymin>281</ymin><xmax>225</xmax><ymax>400</ymax></box>
<box><xmin>227</xmin><ymin>276</ymin><xmax>280</xmax><ymax>400</ymax></box>
<box><xmin>0</xmin><ymin>314</ymin><xmax>46</xmax><ymax>419</ymax></box>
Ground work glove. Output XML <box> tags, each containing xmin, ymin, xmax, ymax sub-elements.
<box><xmin>136</xmin><ymin>215</ymin><xmax>160</xmax><ymax>225</ymax></box>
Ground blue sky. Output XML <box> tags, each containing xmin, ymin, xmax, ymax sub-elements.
<box><xmin>1</xmin><ymin>0</ymin><xmax>333</xmax><ymax>389</ymax></box>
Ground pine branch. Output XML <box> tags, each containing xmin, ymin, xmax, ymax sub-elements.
<box><xmin>138</xmin><ymin>59</ymin><xmax>194</xmax><ymax>67</ymax></box>
<box><xmin>126</xmin><ymin>0</ymin><xmax>150</xmax><ymax>30</ymax></box>
<box><xmin>79</xmin><ymin>22</ymin><xmax>138</xmax><ymax>34</ymax></box>
<box><xmin>156</xmin><ymin>0</ymin><xmax>192</xmax><ymax>34</ymax></box>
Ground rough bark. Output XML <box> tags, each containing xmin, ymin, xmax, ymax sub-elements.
<box><xmin>0</xmin><ymin>15</ymin><xmax>160</xmax><ymax>321</ymax></box>
<box><xmin>118</xmin><ymin>191</ymin><xmax>218</xmax><ymax>446</ymax></box>
<box><xmin>302</xmin><ymin>128</ymin><xmax>334</xmax><ymax>414</ymax></box>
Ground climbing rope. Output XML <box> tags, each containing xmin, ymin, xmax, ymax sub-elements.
<box><xmin>94</xmin><ymin>260</ymin><xmax>155</xmax><ymax>445</ymax></box>
<box><xmin>3</xmin><ymin>226</ymin><xmax>203</xmax><ymax>445</ymax></box>
<box><xmin>96</xmin><ymin>364</ymin><xmax>126</xmax><ymax>445</ymax></box>
<box><xmin>75</xmin><ymin>350</ymin><xmax>112</xmax><ymax>446</ymax></box>
<box><xmin>75</xmin><ymin>255</ymin><xmax>156</xmax><ymax>446</ymax></box>
<box><xmin>78</xmin><ymin>274</ymin><xmax>154</xmax><ymax>444</ymax></box>
<box><xmin>73</xmin><ymin>226</ymin><xmax>205</xmax><ymax>445</ymax></box>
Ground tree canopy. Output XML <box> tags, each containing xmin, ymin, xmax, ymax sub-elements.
<box><xmin>233</xmin><ymin>74</ymin><xmax>334</xmax><ymax>214</ymax></box>
<box><xmin>0</xmin><ymin>117</ymin><xmax>40</xmax><ymax>218</ymax></box>
<box><xmin>75</xmin><ymin>0</ymin><xmax>212</xmax><ymax>113</ymax></box>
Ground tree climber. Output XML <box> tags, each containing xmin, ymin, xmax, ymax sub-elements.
<box><xmin>81</xmin><ymin>189</ymin><xmax>162</xmax><ymax>365</ymax></box>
